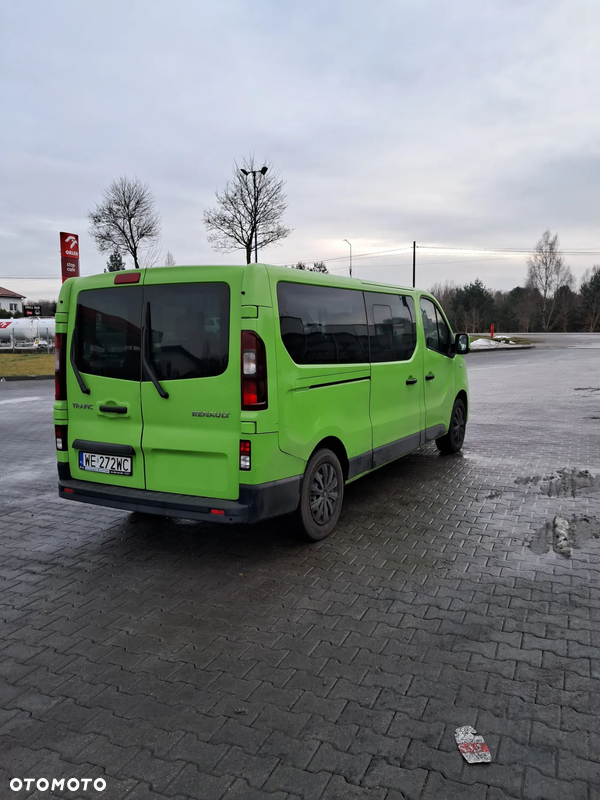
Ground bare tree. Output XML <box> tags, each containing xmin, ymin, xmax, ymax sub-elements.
<box><xmin>203</xmin><ymin>155</ymin><xmax>291</xmax><ymax>264</ymax></box>
<box><xmin>526</xmin><ymin>230</ymin><xmax>574</xmax><ymax>331</ymax></box>
<box><xmin>88</xmin><ymin>176</ymin><xmax>162</xmax><ymax>269</ymax></box>
<box><xmin>140</xmin><ymin>238</ymin><xmax>164</xmax><ymax>269</ymax></box>
<box><xmin>428</xmin><ymin>280</ymin><xmax>458</xmax><ymax>316</ymax></box>
<box><xmin>164</xmin><ymin>251</ymin><xmax>176</xmax><ymax>267</ymax></box>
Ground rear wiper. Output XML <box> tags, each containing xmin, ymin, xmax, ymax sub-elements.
<box><xmin>143</xmin><ymin>302</ymin><xmax>169</xmax><ymax>399</ymax></box>
<box><xmin>70</xmin><ymin>306</ymin><xmax>90</xmax><ymax>394</ymax></box>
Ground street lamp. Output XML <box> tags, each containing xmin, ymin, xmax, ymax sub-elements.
<box><xmin>344</xmin><ymin>239</ymin><xmax>352</xmax><ymax>277</ymax></box>
<box><xmin>240</xmin><ymin>166</ymin><xmax>268</xmax><ymax>263</ymax></box>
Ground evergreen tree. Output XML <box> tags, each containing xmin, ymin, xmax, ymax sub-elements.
<box><xmin>580</xmin><ymin>266</ymin><xmax>600</xmax><ymax>331</ymax></box>
<box><xmin>453</xmin><ymin>279</ymin><xmax>495</xmax><ymax>333</ymax></box>
<box><xmin>105</xmin><ymin>250</ymin><xmax>126</xmax><ymax>272</ymax></box>
<box><xmin>290</xmin><ymin>261</ymin><xmax>328</xmax><ymax>273</ymax></box>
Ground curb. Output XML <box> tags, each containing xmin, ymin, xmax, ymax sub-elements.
<box><xmin>467</xmin><ymin>345</ymin><xmax>535</xmax><ymax>354</ymax></box>
<box><xmin>0</xmin><ymin>375</ymin><xmax>54</xmax><ymax>382</ymax></box>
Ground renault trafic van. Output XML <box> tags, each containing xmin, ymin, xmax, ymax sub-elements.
<box><xmin>55</xmin><ymin>264</ymin><xmax>469</xmax><ymax>540</ymax></box>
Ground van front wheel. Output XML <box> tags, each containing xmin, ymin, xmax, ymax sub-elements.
<box><xmin>298</xmin><ymin>449</ymin><xmax>344</xmax><ymax>541</ymax></box>
<box><xmin>436</xmin><ymin>398</ymin><xmax>466</xmax><ymax>455</ymax></box>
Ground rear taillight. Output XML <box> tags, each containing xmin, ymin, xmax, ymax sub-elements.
<box><xmin>55</xmin><ymin>333</ymin><xmax>67</xmax><ymax>401</ymax></box>
<box><xmin>55</xmin><ymin>424</ymin><xmax>68</xmax><ymax>451</ymax></box>
<box><xmin>240</xmin><ymin>440</ymin><xmax>251</xmax><ymax>470</ymax></box>
<box><xmin>241</xmin><ymin>331</ymin><xmax>267</xmax><ymax>410</ymax></box>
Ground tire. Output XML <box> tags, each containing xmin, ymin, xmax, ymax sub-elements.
<box><xmin>436</xmin><ymin>398</ymin><xmax>467</xmax><ymax>455</ymax></box>
<box><xmin>297</xmin><ymin>448</ymin><xmax>344</xmax><ymax>541</ymax></box>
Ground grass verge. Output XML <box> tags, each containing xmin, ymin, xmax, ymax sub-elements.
<box><xmin>0</xmin><ymin>353</ymin><xmax>54</xmax><ymax>377</ymax></box>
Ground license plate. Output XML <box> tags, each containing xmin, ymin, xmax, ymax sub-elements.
<box><xmin>79</xmin><ymin>452</ymin><xmax>132</xmax><ymax>476</ymax></box>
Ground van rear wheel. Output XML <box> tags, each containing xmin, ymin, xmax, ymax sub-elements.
<box><xmin>298</xmin><ymin>449</ymin><xmax>344</xmax><ymax>541</ymax></box>
<box><xmin>436</xmin><ymin>398</ymin><xmax>466</xmax><ymax>455</ymax></box>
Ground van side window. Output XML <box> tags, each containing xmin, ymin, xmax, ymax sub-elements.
<box><xmin>277</xmin><ymin>282</ymin><xmax>368</xmax><ymax>364</ymax></box>
<box><xmin>75</xmin><ymin>287</ymin><xmax>142</xmax><ymax>381</ymax></box>
<box><xmin>367</xmin><ymin>293</ymin><xmax>416</xmax><ymax>362</ymax></box>
<box><xmin>145</xmin><ymin>284</ymin><xmax>230</xmax><ymax>380</ymax></box>
<box><xmin>420</xmin><ymin>297</ymin><xmax>451</xmax><ymax>356</ymax></box>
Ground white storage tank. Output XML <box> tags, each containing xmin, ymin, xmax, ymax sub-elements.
<box><xmin>0</xmin><ymin>317</ymin><xmax>56</xmax><ymax>343</ymax></box>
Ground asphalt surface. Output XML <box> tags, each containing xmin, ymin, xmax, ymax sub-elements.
<box><xmin>1</xmin><ymin>336</ymin><xmax>600</xmax><ymax>799</ymax></box>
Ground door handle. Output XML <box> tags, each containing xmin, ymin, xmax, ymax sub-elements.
<box><xmin>406</xmin><ymin>377</ymin><xmax>418</xmax><ymax>385</ymax></box>
<box><xmin>99</xmin><ymin>405</ymin><xmax>128</xmax><ymax>414</ymax></box>
<box><xmin>426</xmin><ymin>373</ymin><xmax>435</xmax><ymax>381</ymax></box>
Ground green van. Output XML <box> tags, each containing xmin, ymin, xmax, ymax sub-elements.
<box><xmin>55</xmin><ymin>264</ymin><xmax>469</xmax><ymax>540</ymax></box>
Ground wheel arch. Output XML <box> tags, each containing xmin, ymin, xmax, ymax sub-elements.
<box><xmin>309</xmin><ymin>436</ymin><xmax>349</xmax><ymax>482</ymax></box>
<box><xmin>456</xmin><ymin>389</ymin><xmax>468</xmax><ymax>420</ymax></box>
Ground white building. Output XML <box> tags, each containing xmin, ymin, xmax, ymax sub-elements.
<box><xmin>0</xmin><ymin>286</ymin><xmax>25</xmax><ymax>315</ymax></box>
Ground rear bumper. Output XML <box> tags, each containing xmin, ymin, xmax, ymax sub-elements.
<box><xmin>57</xmin><ymin>464</ymin><xmax>301</xmax><ymax>524</ymax></box>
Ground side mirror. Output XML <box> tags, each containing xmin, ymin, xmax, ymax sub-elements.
<box><xmin>454</xmin><ymin>333</ymin><xmax>470</xmax><ymax>354</ymax></box>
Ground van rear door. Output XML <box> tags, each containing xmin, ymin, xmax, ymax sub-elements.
<box><xmin>140</xmin><ymin>269</ymin><xmax>242</xmax><ymax>500</ymax></box>
<box><xmin>68</xmin><ymin>280</ymin><xmax>146</xmax><ymax>489</ymax></box>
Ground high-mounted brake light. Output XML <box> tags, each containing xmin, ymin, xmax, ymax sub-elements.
<box><xmin>240</xmin><ymin>440</ymin><xmax>251</xmax><ymax>470</ymax></box>
<box><xmin>114</xmin><ymin>272</ymin><xmax>141</xmax><ymax>284</ymax></box>
<box><xmin>55</xmin><ymin>424</ymin><xmax>68</xmax><ymax>451</ymax></box>
<box><xmin>55</xmin><ymin>333</ymin><xmax>67</xmax><ymax>401</ymax></box>
<box><xmin>241</xmin><ymin>331</ymin><xmax>267</xmax><ymax>410</ymax></box>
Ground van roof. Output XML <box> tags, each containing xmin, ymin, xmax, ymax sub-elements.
<box><xmin>65</xmin><ymin>263</ymin><xmax>421</xmax><ymax>294</ymax></box>
<box><xmin>260</xmin><ymin>264</ymin><xmax>417</xmax><ymax>293</ymax></box>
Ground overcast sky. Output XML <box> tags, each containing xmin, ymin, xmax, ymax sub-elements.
<box><xmin>1</xmin><ymin>0</ymin><xmax>600</xmax><ymax>301</ymax></box>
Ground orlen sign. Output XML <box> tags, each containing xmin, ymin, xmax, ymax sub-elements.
<box><xmin>60</xmin><ymin>232</ymin><xmax>80</xmax><ymax>282</ymax></box>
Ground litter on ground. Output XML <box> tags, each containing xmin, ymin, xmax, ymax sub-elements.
<box><xmin>455</xmin><ymin>725</ymin><xmax>492</xmax><ymax>763</ymax></box>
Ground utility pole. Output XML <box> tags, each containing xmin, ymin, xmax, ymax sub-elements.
<box><xmin>240</xmin><ymin>166</ymin><xmax>268</xmax><ymax>263</ymax></box>
<box><xmin>344</xmin><ymin>239</ymin><xmax>352</xmax><ymax>277</ymax></box>
<box><xmin>412</xmin><ymin>241</ymin><xmax>416</xmax><ymax>288</ymax></box>
<box><xmin>252</xmin><ymin>172</ymin><xmax>258</xmax><ymax>263</ymax></box>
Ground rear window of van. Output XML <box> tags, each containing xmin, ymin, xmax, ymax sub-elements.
<box><xmin>74</xmin><ymin>283</ymin><xmax>230</xmax><ymax>382</ymax></box>
<box><xmin>145</xmin><ymin>284</ymin><xmax>230</xmax><ymax>380</ymax></box>
<box><xmin>75</xmin><ymin>287</ymin><xmax>142</xmax><ymax>381</ymax></box>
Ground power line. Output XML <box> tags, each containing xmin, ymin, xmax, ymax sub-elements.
<box><xmin>0</xmin><ymin>276</ymin><xmax>65</xmax><ymax>280</ymax></box>
<box><xmin>421</xmin><ymin>244</ymin><xmax>600</xmax><ymax>254</ymax></box>
<box><xmin>4</xmin><ymin>242</ymin><xmax>600</xmax><ymax>282</ymax></box>
<box><xmin>326</xmin><ymin>254</ymin><xmax>518</xmax><ymax>273</ymax></box>
<box><xmin>276</xmin><ymin>243</ymin><xmax>600</xmax><ymax>269</ymax></box>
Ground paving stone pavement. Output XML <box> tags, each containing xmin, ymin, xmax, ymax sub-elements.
<box><xmin>1</xmin><ymin>343</ymin><xmax>600</xmax><ymax>799</ymax></box>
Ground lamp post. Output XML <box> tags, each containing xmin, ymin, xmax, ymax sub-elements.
<box><xmin>343</xmin><ymin>239</ymin><xmax>352</xmax><ymax>277</ymax></box>
<box><xmin>240</xmin><ymin>166</ymin><xmax>268</xmax><ymax>263</ymax></box>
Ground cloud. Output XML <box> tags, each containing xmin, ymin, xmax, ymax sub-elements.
<box><xmin>1</xmin><ymin>0</ymin><xmax>600</xmax><ymax>297</ymax></box>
